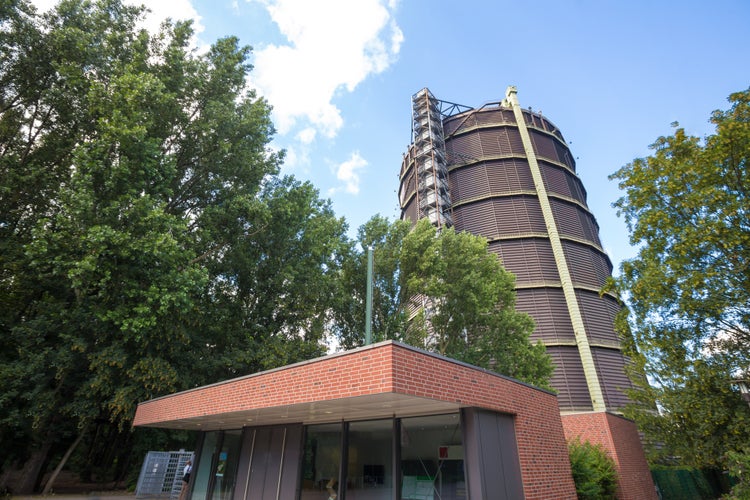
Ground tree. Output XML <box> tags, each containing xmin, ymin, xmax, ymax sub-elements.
<box><xmin>190</xmin><ymin>175</ymin><xmax>349</xmax><ymax>381</ymax></box>
<box><xmin>334</xmin><ymin>217</ymin><xmax>553</xmax><ymax>389</ymax></box>
<box><xmin>725</xmin><ymin>448</ymin><xmax>750</xmax><ymax>500</ymax></box>
<box><xmin>333</xmin><ymin>215</ymin><xmax>411</xmax><ymax>349</ymax></box>
<box><xmin>608</xmin><ymin>88</ymin><xmax>750</xmax><ymax>470</ymax></box>
<box><xmin>0</xmin><ymin>0</ymin><xmax>348</xmax><ymax>492</ymax></box>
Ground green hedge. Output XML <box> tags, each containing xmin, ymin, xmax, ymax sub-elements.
<box><xmin>650</xmin><ymin>468</ymin><xmax>727</xmax><ymax>499</ymax></box>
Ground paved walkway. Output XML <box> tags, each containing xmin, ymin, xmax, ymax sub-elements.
<box><xmin>11</xmin><ymin>493</ymin><xmax>140</xmax><ymax>500</ymax></box>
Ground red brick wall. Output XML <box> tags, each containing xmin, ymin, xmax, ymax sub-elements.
<box><xmin>134</xmin><ymin>342</ymin><xmax>577</xmax><ymax>499</ymax></box>
<box><xmin>133</xmin><ymin>346</ymin><xmax>397</xmax><ymax>425</ymax></box>
<box><xmin>389</xmin><ymin>346</ymin><xmax>576</xmax><ymax>499</ymax></box>
<box><xmin>562</xmin><ymin>412</ymin><xmax>657</xmax><ymax>500</ymax></box>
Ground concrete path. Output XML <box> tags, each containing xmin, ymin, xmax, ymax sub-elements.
<box><xmin>10</xmin><ymin>493</ymin><xmax>143</xmax><ymax>500</ymax></box>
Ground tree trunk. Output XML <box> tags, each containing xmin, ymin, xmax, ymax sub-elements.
<box><xmin>0</xmin><ymin>463</ymin><xmax>14</xmax><ymax>494</ymax></box>
<box><xmin>42</xmin><ymin>428</ymin><xmax>87</xmax><ymax>495</ymax></box>
<box><xmin>14</xmin><ymin>440</ymin><xmax>53</xmax><ymax>495</ymax></box>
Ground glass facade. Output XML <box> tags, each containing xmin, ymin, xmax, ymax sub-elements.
<box><xmin>191</xmin><ymin>414</ymin><xmax>466</xmax><ymax>500</ymax></box>
<box><xmin>401</xmin><ymin>414</ymin><xmax>465</xmax><ymax>499</ymax></box>
<box><xmin>212</xmin><ymin>430</ymin><xmax>241</xmax><ymax>500</ymax></box>
<box><xmin>297</xmin><ymin>415</ymin><xmax>463</xmax><ymax>500</ymax></box>
<box><xmin>346</xmin><ymin>419</ymin><xmax>394</xmax><ymax>499</ymax></box>
<box><xmin>191</xmin><ymin>431</ymin><xmax>219</xmax><ymax>500</ymax></box>
<box><xmin>190</xmin><ymin>430</ymin><xmax>242</xmax><ymax>500</ymax></box>
<box><xmin>300</xmin><ymin>423</ymin><xmax>343</xmax><ymax>500</ymax></box>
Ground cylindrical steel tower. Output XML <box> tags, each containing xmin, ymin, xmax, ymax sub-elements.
<box><xmin>399</xmin><ymin>87</ymin><xmax>633</xmax><ymax>412</ymax></box>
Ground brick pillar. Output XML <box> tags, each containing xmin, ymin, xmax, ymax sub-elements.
<box><xmin>561</xmin><ymin>412</ymin><xmax>657</xmax><ymax>500</ymax></box>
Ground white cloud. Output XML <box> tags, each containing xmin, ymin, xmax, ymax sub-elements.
<box><xmin>28</xmin><ymin>0</ymin><xmax>204</xmax><ymax>39</ymax></box>
<box><xmin>296</xmin><ymin>127</ymin><xmax>317</xmax><ymax>144</ymax></box>
<box><xmin>137</xmin><ymin>0</ymin><xmax>205</xmax><ymax>38</ymax></box>
<box><xmin>331</xmin><ymin>152</ymin><xmax>367</xmax><ymax>195</ymax></box>
<box><xmin>248</xmin><ymin>0</ymin><xmax>402</xmax><ymax>139</ymax></box>
<box><xmin>28</xmin><ymin>0</ymin><xmax>56</xmax><ymax>12</ymax></box>
<box><xmin>282</xmin><ymin>144</ymin><xmax>310</xmax><ymax>171</ymax></box>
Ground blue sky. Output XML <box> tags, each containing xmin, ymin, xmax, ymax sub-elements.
<box><xmin>32</xmin><ymin>0</ymin><xmax>750</xmax><ymax>271</ymax></box>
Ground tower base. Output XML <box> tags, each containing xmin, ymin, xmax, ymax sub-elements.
<box><xmin>561</xmin><ymin>412</ymin><xmax>657</xmax><ymax>500</ymax></box>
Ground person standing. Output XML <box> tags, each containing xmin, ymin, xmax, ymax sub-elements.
<box><xmin>179</xmin><ymin>460</ymin><xmax>192</xmax><ymax>500</ymax></box>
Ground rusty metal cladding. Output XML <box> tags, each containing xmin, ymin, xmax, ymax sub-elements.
<box><xmin>547</xmin><ymin>347</ymin><xmax>595</xmax><ymax>411</ymax></box>
<box><xmin>398</xmin><ymin>88</ymin><xmax>635</xmax><ymax>412</ymax></box>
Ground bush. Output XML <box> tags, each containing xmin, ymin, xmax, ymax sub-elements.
<box><xmin>568</xmin><ymin>439</ymin><xmax>618</xmax><ymax>499</ymax></box>
<box><xmin>723</xmin><ymin>448</ymin><xmax>750</xmax><ymax>499</ymax></box>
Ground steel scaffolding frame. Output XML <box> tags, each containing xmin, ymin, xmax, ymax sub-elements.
<box><xmin>411</xmin><ymin>88</ymin><xmax>453</xmax><ymax>229</ymax></box>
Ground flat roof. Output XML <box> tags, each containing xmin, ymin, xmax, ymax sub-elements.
<box><xmin>133</xmin><ymin>341</ymin><xmax>554</xmax><ymax>431</ymax></box>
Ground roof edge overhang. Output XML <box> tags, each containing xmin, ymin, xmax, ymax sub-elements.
<box><xmin>133</xmin><ymin>340</ymin><xmax>556</xmax><ymax>431</ymax></box>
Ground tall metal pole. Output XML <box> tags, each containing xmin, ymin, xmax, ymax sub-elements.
<box><xmin>365</xmin><ymin>246</ymin><xmax>373</xmax><ymax>345</ymax></box>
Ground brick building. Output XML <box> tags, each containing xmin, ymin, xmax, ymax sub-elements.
<box><xmin>134</xmin><ymin>341</ymin><xmax>577</xmax><ymax>499</ymax></box>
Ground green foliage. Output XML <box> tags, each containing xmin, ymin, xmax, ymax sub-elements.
<box><xmin>608</xmin><ymin>88</ymin><xmax>750</xmax><ymax>471</ymax></box>
<box><xmin>333</xmin><ymin>215</ymin><xmax>411</xmax><ymax>348</ymax></box>
<box><xmin>0</xmin><ymin>0</ymin><xmax>348</xmax><ymax>491</ymax></box>
<box><xmin>568</xmin><ymin>439</ymin><xmax>618</xmax><ymax>500</ymax></box>
<box><xmin>620</xmin><ymin>353</ymin><xmax>749</xmax><ymax>469</ymax></box>
<box><xmin>334</xmin><ymin>217</ymin><xmax>553</xmax><ymax>389</ymax></box>
<box><xmin>724</xmin><ymin>448</ymin><xmax>750</xmax><ymax>500</ymax></box>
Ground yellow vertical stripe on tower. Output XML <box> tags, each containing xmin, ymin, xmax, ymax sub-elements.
<box><xmin>505</xmin><ymin>86</ymin><xmax>606</xmax><ymax>411</ymax></box>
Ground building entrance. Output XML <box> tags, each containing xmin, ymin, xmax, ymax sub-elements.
<box><xmin>188</xmin><ymin>412</ymin><xmax>519</xmax><ymax>500</ymax></box>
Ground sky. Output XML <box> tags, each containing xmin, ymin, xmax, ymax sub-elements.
<box><xmin>30</xmin><ymin>0</ymin><xmax>750</xmax><ymax>272</ymax></box>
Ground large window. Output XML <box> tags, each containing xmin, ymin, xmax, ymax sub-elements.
<box><xmin>346</xmin><ymin>419</ymin><xmax>393</xmax><ymax>499</ymax></box>
<box><xmin>192</xmin><ymin>431</ymin><xmax>219</xmax><ymax>500</ymax></box>
<box><xmin>211</xmin><ymin>430</ymin><xmax>241</xmax><ymax>500</ymax></box>
<box><xmin>190</xmin><ymin>430</ymin><xmax>242</xmax><ymax>500</ymax></box>
<box><xmin>298</xmin><ymin>414</ymin><xmax>464</xmax><ymax>500</ymax></box>
<box><xmin>401</xmin><ymin>414</ymin><xmax>466</xmax><ymax>500</ymax></box>
<box><xmin>300</xmin><ymin>423</ymin><xmax>343</xmax><ymax>500</ymax></box>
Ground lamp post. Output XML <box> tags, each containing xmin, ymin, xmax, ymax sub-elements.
<box><xmin>365</xmin><ymin>246</ymin><xmax>373</xmax><ymax>346</ymax></box>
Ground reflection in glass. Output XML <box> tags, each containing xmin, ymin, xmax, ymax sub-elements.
<box><xmin>346</xmin><ymin>420</ymin><xmax>393</xmax><ymax>500</ymax></box>
<box><xmin>401</xmin><ymin>414</ymin><xmax>466</xmax><ymax>500</ymax></box>
<box><xmin>211</xmin><ymin>430</ymin><xmax>241</xmax><ymax>500</ymax></box>
<box><xmin>188</xmin><ymin>430</ymin><xmax>242</xmax><ymax>500</ymax></box>
<box><xmin>191</xmin><ymin>431</ymin><xmax>218</xmax><ymax>500</ymax></box>
<box><xmin>300</xmin><ymin>423</ymin><xmax>342</xmax><ymax>500</ymax></box>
